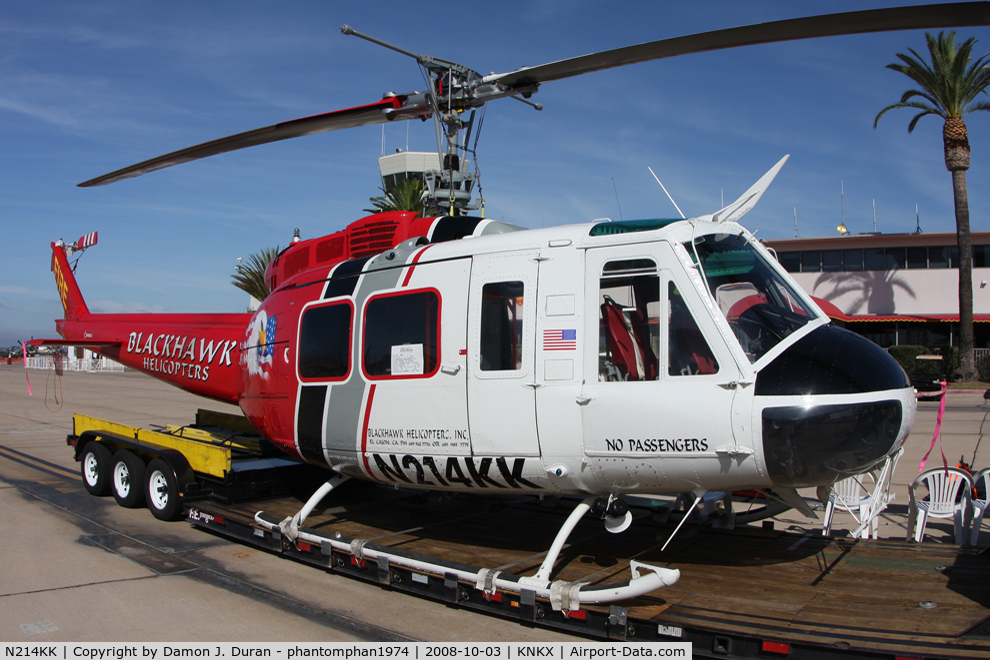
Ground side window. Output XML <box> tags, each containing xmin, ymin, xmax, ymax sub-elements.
<box><xmin>668</xmin><ymin>282</ymin><xmax>719</xmax><ymax>376</ymax></box>
<box><xmin>299</xmin><ymin>302</ymin><xmax>352</xmax><ymax>380</ymax></box>
<box><xmin>363</xmin><ymin>289</ymin><xmax>439</xmax><ymax>378</ymax></box>
<box><xmin>480</xmin><ymin>281</ymin><xmax>524</xmax><ymax>371</ymax></box>
<box><xmin>598</xmin><ymin>259</ymin><xmax>660</xmax><ymax>381</ymax></box>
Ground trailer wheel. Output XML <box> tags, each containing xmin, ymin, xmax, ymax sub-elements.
<box><xmin>80</xmin><ymin>442</ymin><xmax>111</xmax><ymax>496</ymax></box>
<box><xmin>111</xmin><ymin>450</ymin><xmax>146</xmax><ymax>508</ymax></box>
<box><xmin>145</xmin><ymin>458</ymin><xmax>182</xmax><ymax>521</ymax></box>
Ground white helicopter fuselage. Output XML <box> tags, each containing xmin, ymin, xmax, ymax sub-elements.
<box><xmin>276</xmin><ymin>215</ymin><xmax>916</xmax><ymax>499</ymax></box>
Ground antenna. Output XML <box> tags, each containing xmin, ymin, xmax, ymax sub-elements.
<box><xmin>611</xmin><ymin>178</ymin><xmax>624</xmax><ymax>221</ymax></box>
<box><xmin>794</xmin><ymin>208</ymin><xmax>798</xmax><ymax>238</ymax></box>
<box><xmin>841</xmin><ymin>180</ymin><xmax>845</xmax><ymax>230</ymax></box>
<box><xmin>873</xmin><ymin>198</ymin><xmax>877</xmax><ymax>233</ymax></box>
<box><xmin>916</xmin><ymin>205</ymin><xmax>922</xmax><ymax>233</ymax></box>
<box><xmin>648</xmin><ymin>167</ymin><xmax>685</xmax><ymax>219</ymax></box>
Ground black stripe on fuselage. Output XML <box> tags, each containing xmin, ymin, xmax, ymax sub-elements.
<box><xmin>297</xmin><ymin>385</ymin><xmax>330</xmax><ymax>466</ymax></box>
<box><xmin>322</xmin><ymin>257</ymin><xmax>371</xmax><ymax>299</ymax></box>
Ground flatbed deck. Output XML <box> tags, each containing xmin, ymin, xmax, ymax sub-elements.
<box><xmin>187</xmin><ymin>487</ymin><xmax>990</xmax><ymax>659</ymax></box>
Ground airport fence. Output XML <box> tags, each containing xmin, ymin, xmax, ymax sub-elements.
<box><xmin>23</xmin><ymin>356</ymin><xmax>125</xmax><ymax>373</ymax></box>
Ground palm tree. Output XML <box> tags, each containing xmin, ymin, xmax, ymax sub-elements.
<box><xmin>875</xmin><ymin>31</ymin><xmax>990</xmax><ymax>381</ymax></box>
<box><xmin>365</xmin><ymin>178</ymin><xmax>441</xmax><ymax>216</ymax></box>
<box><xmin>232</xmin><ymin>246</ymin><xmax>280</xmax><ymax>303</ymax></box>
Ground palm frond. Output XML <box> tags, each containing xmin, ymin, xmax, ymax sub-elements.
<box><xmin>231</xmin><ymin>245</ymin><xmax>280</xmax><ymax>302</ymax></box>
<box><xmin>875</xmin><ymin>31</ymin><xmax>990</xmax><ymax>129</ymax></box>
<box><xmin>364</xmin><ymin>178</ymin><xmax>442</xmax><ymax>217</ymax></box>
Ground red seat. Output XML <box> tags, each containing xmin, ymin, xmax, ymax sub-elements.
<box><xmin>601</xmin><ymin>296</ymin><xmax>657</xmax><ymax>381</ymax></box>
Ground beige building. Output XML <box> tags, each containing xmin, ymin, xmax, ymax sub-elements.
<box><xmin>765</xmin><ymin>231</ymin><xmax>990</xmax><ymax>350</ymax></box>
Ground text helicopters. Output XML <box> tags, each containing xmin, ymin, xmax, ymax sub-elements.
<box><xmin>33</xmin><ymin>3</ymin><xmax>990</xmax><ymax>606</ymax></box>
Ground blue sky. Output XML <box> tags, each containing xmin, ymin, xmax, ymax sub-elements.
<box><xmin>2</xmin><ymin>1</ymin><xmax>990</xmax><ymax>347</ymax></box>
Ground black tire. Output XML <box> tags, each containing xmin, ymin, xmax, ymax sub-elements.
<box><xmin>80</xmin><ymin>442</ymin><xmax>112</xmax><ymax>496</ymax></box>
<box><xmin>110</xmin><ymin>450</ymin><xmax>146</xmax><ymax>508</ymax></box>
<box><xmin>145</xmin><ymin>458</ymin><xmax>182</xmax><ymax>521</ymax></box>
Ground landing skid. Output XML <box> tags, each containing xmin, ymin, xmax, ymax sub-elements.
<box><xmin>254</xmin><ymin>484</ymin><xmax>680</xmax><ymax>610</ymax></box>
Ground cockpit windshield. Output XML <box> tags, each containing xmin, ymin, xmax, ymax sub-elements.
<box><xmin>687</xmin><ymin>233</ymin><xmax>816</xmax><ymax>362</ymax></box>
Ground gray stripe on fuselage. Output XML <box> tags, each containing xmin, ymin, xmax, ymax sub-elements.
<box><xmin>323</xmin><ymin>266</ymin><xmax>404</xmax><ymax>460</ymax></box>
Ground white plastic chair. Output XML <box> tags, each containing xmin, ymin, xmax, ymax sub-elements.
<box><xmin>822</xmin><ymin>475</ymin><xmax>873</xmax><ymax>538</ymax></box>
<box><xmin>822</xmin><ymin>450</ymin><xmax>901</xmax><ymax>539</ymax></box>
<box><xmin>969</xmin><ymin>467</ymin><xmax>990</xmax><ymax>545</ymax></box>
<box><xmin>907</xmin><ymin>467</ymin><xmax>973</xmax><ymax>544</ymax></box>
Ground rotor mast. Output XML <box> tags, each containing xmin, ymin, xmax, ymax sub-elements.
<box><xmin>342</xmin><ymin>25</ymin><xmax>514</xmax><ymax>215</ymax></box>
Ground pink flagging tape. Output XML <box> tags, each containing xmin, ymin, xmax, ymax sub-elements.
<box><xmin>918</xmin><ymin>382</ymin><xmax>948</xmax><ymax>472</ymax></box>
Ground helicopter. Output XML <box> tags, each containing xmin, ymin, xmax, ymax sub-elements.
<box><xmin>32</xmin><ymin>3</ymin><xmax>990</xmax><ymax>607</ymax></box>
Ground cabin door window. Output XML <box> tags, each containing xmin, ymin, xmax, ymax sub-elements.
<box><xmin>479</xmin><ymin>281</ymin><xmax>525</xmax><ymax>372</ymax></box>
<box><xmin>598</xmin><ymin>258</ymin><xmax>661</xmax><ymax>382</ymax></box>
<box><xmin>362</xmin><ymin>289</ymin><xmax>440</xmax><ymax>379</ymax></box>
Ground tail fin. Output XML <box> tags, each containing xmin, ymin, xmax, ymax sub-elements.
<box><xmin>50</xmin><ymin>242</ymin><xmax>90</xmax><ymax>321</ymax></box>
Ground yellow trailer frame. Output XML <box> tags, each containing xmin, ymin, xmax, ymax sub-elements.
<box><xmin>72</xmin><ymin>409</ymin><xmax>263</xmax><ymax>480</ymax></box>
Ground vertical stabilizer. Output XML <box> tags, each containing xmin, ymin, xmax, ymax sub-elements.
<box><xmin>50</xmin><ymin>242</ymin><xmax>90</xmax><ymax>321</ymax></box>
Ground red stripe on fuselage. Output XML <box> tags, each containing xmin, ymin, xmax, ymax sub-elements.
<box><xmin>361</xmin><ymin>383</ymin><xmax>378</xmax><ymax>480</ymax></box>
<box><xmin>401</xmin><ymin>245</ymin><xmax>432</xmax><ymax>287</ymax></box>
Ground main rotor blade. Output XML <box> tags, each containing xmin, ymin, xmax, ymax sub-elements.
<box><xmin>489</xmin><ymin>2</ymin><xmax>990</xmax><ymax>88</ymax></box>
<box><xmin>79</xmin><ymin>95</ymin><xmax>429</xmax><ymax>187</ymax></box>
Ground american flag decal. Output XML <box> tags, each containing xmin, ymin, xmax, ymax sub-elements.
<box><xmin>543</xmin><ymin>328</ymin><xmax>577</xmax><ymax>351</ymax></box>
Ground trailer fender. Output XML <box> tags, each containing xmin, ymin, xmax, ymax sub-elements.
<box><xmin>71</xmin><ymin>430</ymin><xmax>196</xmax><ymax>488</ymax></box>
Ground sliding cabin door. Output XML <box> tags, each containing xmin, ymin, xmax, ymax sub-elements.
<box><xmin>467</xmin><ymin>252</ymin><xmax>540</xmax><ymax>456</ymax></box>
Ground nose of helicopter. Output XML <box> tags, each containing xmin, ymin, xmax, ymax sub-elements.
<box><xmin>755</xmin><ymin>324</ymin><xmax>916</xmax><ymax>488</ymax></box>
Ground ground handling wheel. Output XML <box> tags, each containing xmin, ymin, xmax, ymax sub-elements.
<box><xmin>80</xmin><ymin>441</ymin><xmax>111</xmax><ymax>496</ymax></box>
<box><xmin>111</xmin><ymin>449</ymin><xmax>146</xmax><ymax>508</ymax></box>
<box><xmin>145</xmin><ymin>457</ymin><xmax>183</xmax><ymax>521</ymax></box>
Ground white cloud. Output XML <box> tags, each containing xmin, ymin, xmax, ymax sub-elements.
<box><xmin>89</xmin><ymin>300</ymin><xmax>167</xmax><ymax>314</ymax></box>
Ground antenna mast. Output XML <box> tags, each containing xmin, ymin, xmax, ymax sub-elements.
<box><xmin>648</xmin><ymin>167</ymin><xmax>685</xmax><ymax>219</ymax></box>
<box><xmin>841</xmin><ymin>180</ymin><xmax>845</xmax><ymax>229</ymax></box>
<box><xmin>612</xmin><ymin>178</ymin><xmax>624</xmax><ymax>221</ymax></box>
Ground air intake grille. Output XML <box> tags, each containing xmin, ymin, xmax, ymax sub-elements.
<box><xmin>350</xmin><ymin>219</ymin><xmax>400</xmax><ymax>258</ymax></box>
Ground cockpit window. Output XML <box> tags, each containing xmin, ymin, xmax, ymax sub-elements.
<box><xmin>687</xmin><ymin>234</ymin><xmax>815</xmax><ymax>362</ymax></box>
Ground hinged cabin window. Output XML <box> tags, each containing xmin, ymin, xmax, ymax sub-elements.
<box><xmin>299</xmin><ymin>301</ymin><xmax>353</xmax><ymax>381</ymax></box>
<box><xmin>363</xmin><ymin>289</ymin><xmax>440</xmax><ymax>379</ymax></box>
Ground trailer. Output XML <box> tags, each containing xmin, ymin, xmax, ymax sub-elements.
<box><xmin>68</xmin><ymin>411</ymin><xmax>990</xmax><ymax>659</ymax></box>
